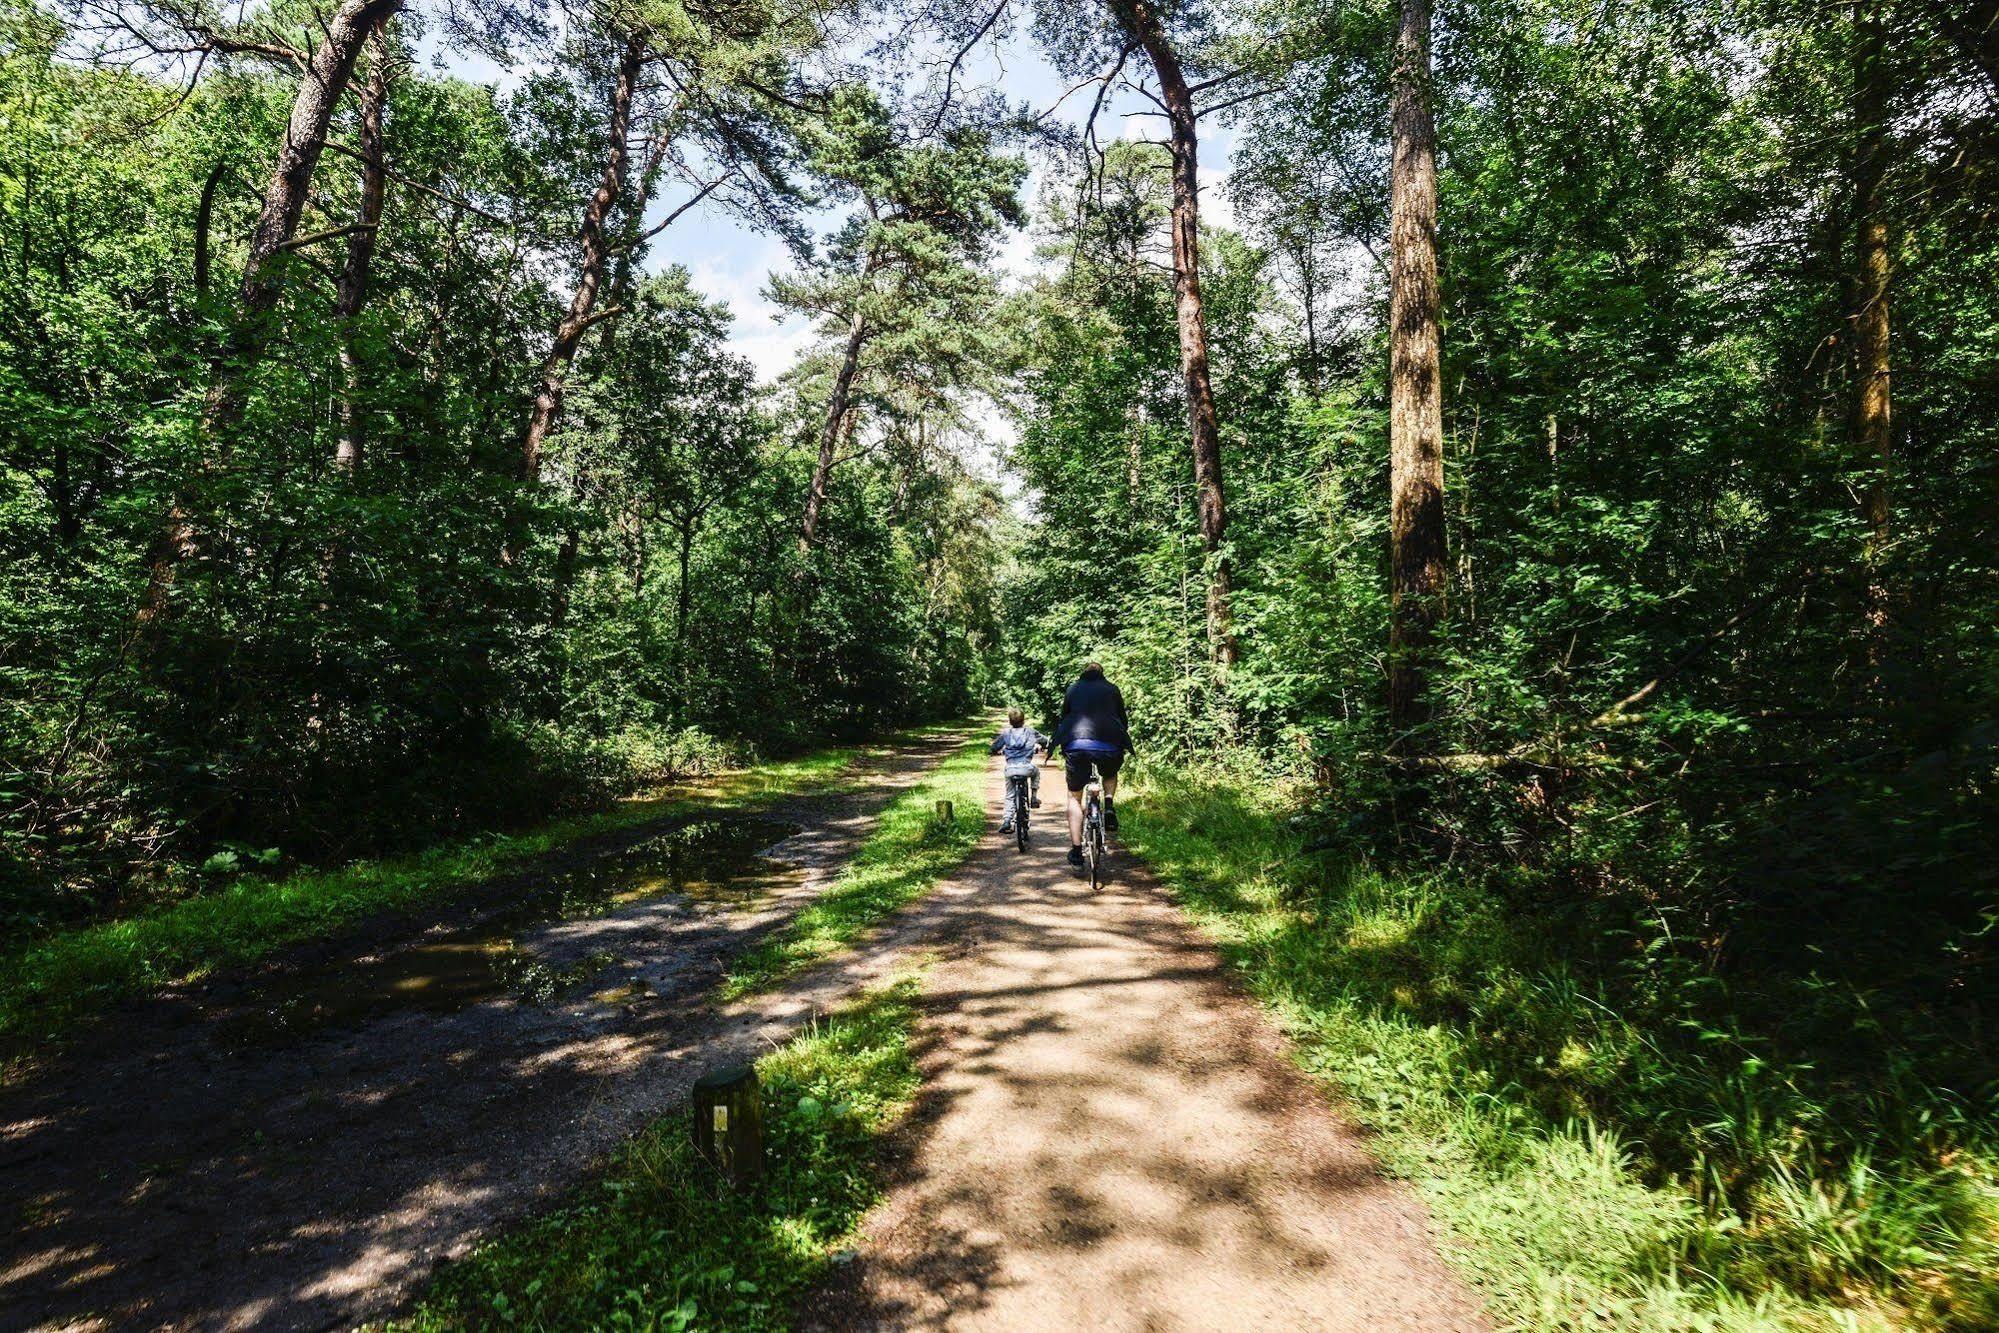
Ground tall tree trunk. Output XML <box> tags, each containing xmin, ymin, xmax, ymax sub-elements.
<box><xmin>1117</xmin><ymin>0</ymin><xmax>1237</xmax><ymax>666</ymax></box>
<box><xmin>799</xmin><ymin>308</ymin><xmax>867</xmax><ymax>551</ymax></box>
<box><xmin>672</xmin><ymin>518</ymin><xmax>695</xmax><ymax>717</ymax></box>
<box><xmin>548</xmin><ymin>526</ymin><xmax>582</xmax><ymax>630</ymax></box>
<box><xmin>1851</xmin><ymin>1</ymin><xmax>1893</xmax><ymax>657</ymax></box>
<box><xmin>1300</xmin><ymin>250</ymin><xmax>1323</xmax><ymax>395</ymax></box>
<box><xmin>138</xmin><ymin>0</ymin><xmax>404</xmax><ymax>626</ymax></box>
<box><xmin>194</xmin><ymin>158</ymin><xmax>226</xmax><ymax>299</ymax></box>
<box><xmin>520</xmin><ymin>30</ymin><xmax>647</xmax><ymax>482</ymax></box>
<box><xmin>51</xmin><ymin>432</ymin><xmax>78</xmax><ymax>544</ymax></box>
<box><xmin>335</xmin><ymin>30</ymin><xmax>392</xmax><ymax>473</ymax></box>
<box><xmin>1128</xmin><ymin>400</ymin><xmax>1145</xmax><ymax>512</ymax></box>
<box><xmin>1387</xmin><ymin>0</ymin><xmax>1447</xmax><ymax>730</ymax></box>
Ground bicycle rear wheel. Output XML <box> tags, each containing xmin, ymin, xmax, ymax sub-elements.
<box><xmin>1085</xmin><ymin>802</ymin><xmax>1103</xmax><ymax>891</ymax></box>
<box><xmin>1014</xmin><ymin>784</ymin><xmax>1029</xmax><ymax>852</ymax></box>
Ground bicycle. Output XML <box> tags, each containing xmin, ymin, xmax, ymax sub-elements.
<box><xmin>1005</xmin><ymin>772</ymin><xmax>1032</xmax><ymax>853</ymax></box>
<box><xmin>1081</xmin><ymin>764</ymin><xmax>1109</xmax><ymax>890</ymax></box>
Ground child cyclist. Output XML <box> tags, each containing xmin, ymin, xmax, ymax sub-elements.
<box><xmin>988</xmin><ymin>708</ymin><xmax>1047</xmax><ymax>835</ymax></box>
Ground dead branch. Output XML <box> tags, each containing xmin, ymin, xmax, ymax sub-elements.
<box><xmin>279</xmin><ymin>221</ymin><xmax>380</xmax><ymax>251</ymax></box>
<box><xmin>617</xmin><ymin>175</ymin><xmax>726</xmax><ymax>251</ymax></box>
<box><xmin>321</xmin><ymin>141</ymin><xmax>511</xmax><ymax>224</ymax></box>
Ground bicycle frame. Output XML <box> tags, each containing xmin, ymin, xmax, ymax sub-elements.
<box><xmin>1082</xmin><ymin>766</ymin><xmax>1107</xmax><ymax>889</ymax></box>
<box><xmin>1007</xmin><ymin>773</ymin><xmax>1032</xmax><ymax>852</ymax></box>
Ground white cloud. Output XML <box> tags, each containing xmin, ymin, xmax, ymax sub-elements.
<box><xmin>681</xmin><ymin>242</ymin><xmax>819</xmax><ymax>385</ymax></box>
<box><xmin>1199</xmin><ymin>165</ymin><xmax>1236</xmax><ymax>231</ymax></box>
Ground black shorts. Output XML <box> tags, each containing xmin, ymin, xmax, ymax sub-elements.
<box><xmin>1063</xmin><ymin>749</ymin><xmax>1124</xmax><ymax>792</ymax></box>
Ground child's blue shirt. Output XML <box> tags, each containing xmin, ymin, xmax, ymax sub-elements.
<box><xmin>989</xmin><ymin>725</ymin><xmax>1045</xmax><ymax>777</ymax></box>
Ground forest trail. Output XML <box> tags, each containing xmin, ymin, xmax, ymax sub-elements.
<box><xmin>0</xmin><ymin>731</ymin><xmax>970</xmax><ymax>1333</ymax></box>
<box><xmin>806</xmin><ymin>761</ymin><xmax>1486</xmax><ymax>1331</ymax></box>
<box><xmin>4</xmin><ymin>738</ymin><xmax>1482</xmax><ymax>1331</ymax></box>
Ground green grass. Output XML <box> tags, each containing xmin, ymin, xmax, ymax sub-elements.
<box><xmin>1120</xmin><ymin>764</ymin><xmax>1999</xmax><ymax>1332</ymax></box>
<box><xmin>384</xmin><ymin>975</ymin><xmax>927</xmax><ymax>1332</ymax></box>
<box><xmin>722</xmin><ymin>738</ymin><xmax>989</xmax><ymax>999</ymax></box>
<box><xmin>0</xmin><ymin>730</ymin><xmax>958</xmax><ymax>1053</ymax></box>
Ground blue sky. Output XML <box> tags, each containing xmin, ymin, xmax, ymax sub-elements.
<box><xmin>436</xmin><ymin>17</ymin><xmax>1243</xmax><ymax>474</ymax></box>
<box><xmin>653</xmin><ymin>31</ymin><xmax>1238</xmax><ymax>386</ymax></box>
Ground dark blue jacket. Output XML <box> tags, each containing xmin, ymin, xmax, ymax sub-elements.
<box><xmin>1049</xmin><ymin>674</ymin><xmax>1133</xmax><ymax>755</ymax></box>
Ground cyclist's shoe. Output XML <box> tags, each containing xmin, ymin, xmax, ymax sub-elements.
<box><xmin>1067</xmin><ymin>845</ymin><xmax>1086</xmax><ymax>870</ymax></box>
<box><xmin>1104</xmin><ymin>800</ymin><xmax>1120</xmax><ymax>833</ymax></box>
<box><xmin>1031</xmin><ymin>797</ymin><xmax>1042</xmax><ymax>809</ymax></box>
<box><xmin>999</xmin><ymin>819</ymin><xmax>1015</xmax><ymax>835</ymax></box>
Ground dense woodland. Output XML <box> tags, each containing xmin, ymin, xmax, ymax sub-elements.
<box><xmin>6</xmin><ymin>0</ymin><xmax>1999</xmax><ymax>1321</ymax></box>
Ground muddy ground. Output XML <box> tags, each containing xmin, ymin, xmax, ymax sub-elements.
<box><xmin>0</xmin><ymin>732</ymin><xmax>967</xmax><ymax>1332</ymax></box>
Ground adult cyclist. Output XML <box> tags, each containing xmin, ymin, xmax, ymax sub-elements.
<box><xmin>1046</xmin><ymin>661</ymin><xmax>1133</xmax><ymax>872</ymax></box>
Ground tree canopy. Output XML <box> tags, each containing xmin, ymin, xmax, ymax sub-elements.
<box><xmin>5</xmin><ymin>0</ymin><xmax>1999</xmax><ymax>1316</ymax></box>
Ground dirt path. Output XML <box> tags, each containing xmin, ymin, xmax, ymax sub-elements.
<box><xmin>4</xmin><ymin>741</ymin><xmax>1484</xmax><ymax>1331</ymax></box>
<box><xmin>805</xmin><ymin>760</ymin><xmax>1488</xmax><ymax>1331</ymax></box>
<box><xmin>0</xmin><ymin>731</ymin><xmax>969</xmax><ymax>1333</ymax></box>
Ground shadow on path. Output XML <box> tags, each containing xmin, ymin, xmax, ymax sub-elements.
<box><xmin>800</xmin><ymin>763</ymin><xmax>1490</xmax><ymax>1332</ymax></box>
<box><xmin>0</xmin><ymin>734</ymin><xmax>965</xmax><ymax>1332</ymax></box>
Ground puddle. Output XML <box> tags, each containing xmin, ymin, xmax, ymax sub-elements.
<box><xmin>216</xmin><ymin>815</ymin><xmax>801</xmax><ymax>1048</ymax></box>
<box><xmin>597</xmin><ymin>817</ymin><xmax>806</xmax><ymax>906</ymax></box>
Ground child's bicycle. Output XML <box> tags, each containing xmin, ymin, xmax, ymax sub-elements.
<box><xmin>1005</xmin><ymin>774</ymin><xmax>1032</xmax><ymax>853</ymax></box>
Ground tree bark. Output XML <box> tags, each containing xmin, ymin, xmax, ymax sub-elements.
<box><xmin>1116</xmin><ymin>0</ymin><xmax>1237</xmax><ymax>666</ymax></box>
<box><xmin>1300</xmin><ymin>250</ymin><xmax>1323</xmax><ymax>395</ymax></box>
<box><xmin>209</xmin><ymin>0</ymin><xmax>404</xmax><ymax>429</ymax></box>
<box><xmin>194</xmin><ymin>158</ymin><xmax>226</xmax><ymax>299</ymax></box>
<box><xmin>520</xmin><ymin>30</ymin><xmax>647</xmax><ymax>482</ymax></box>
<box><xmin>1850</xmin><ymin>1</ymin><xmax>1893</xmax><ymax>656</ymax></box>
<box><xmin>548</xmin><ymin>526</ymin><xmax>582</xmax><ymax>630</ymax></box>
<box><xmin>51</xmin><ymin>432</ymin><xmax>78</xmax><ymax>545</ymax></box>
<box><xmin>799</xmin><ymin>308</ymin><xmax>868</xmax><ymax>551</ymax></box>
<box><xmin>335</xmin><ymin>30</ymin><xmax>392</xmax><ymax>473</ymax></box>
<box><xmin>672</xmin><ymin>518</ymin><xmax>696</xmax><ymax>716</ymax></box>
<box><xmin>138</xmin><ymin>0</ymin><xmax>404</xmax><ymax>626</ymax></box>
<box><xmin>1387</xmin><ymin>0</ymin><xmax>1447</xmax><ymax>730</ymax></box>
<box><xmin>1128</xmin><ymin>400</ymin><xmax>1145</xmax><ymax>512</ymax></box>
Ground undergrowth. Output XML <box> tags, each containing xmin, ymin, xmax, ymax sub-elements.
<box><xmin>0</xmin><ymin>728</ymin><xmax>961</xmax><ymax>1053</ymax></box>
<box><xmin>1122</xmin><ymin>764</ymin><xmax>1999</xmax><ymax>1331</ymax></box>
<box><xmin>722</xmin><ymin>737</ymin><xmax>988</xmax><ymax>998</ymax></box>
<box><xmin>384</xmin><ymin>975</ymin><xmax>925</xmax><ymax>1332</ymax></box>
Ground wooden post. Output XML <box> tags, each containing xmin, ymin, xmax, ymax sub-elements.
<box><xmin>691</xmin><ymin>1064</ymin><xmax>764</xmax><ymax>1190</ymax></box>
<box><xmin>934</xmin><ymin>799</ymin><xmax>954</xmax><ymax>825</ymax></box>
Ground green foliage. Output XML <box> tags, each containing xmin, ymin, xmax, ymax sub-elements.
<box><xmin>724</xmin><ymin>735</ymin><xmax>989</xmax><ymax>996</ymax></box>
<box><xmin>1003</xmin><ymin>0</ymin><xmax>1999</xmax><ymax>1316</ymax></box>
<box><xmin>0</xmin><ymin>4</ymin><xmax>1011</xmax><ymax>943</ymax></box>
<box><xmin>1123</xmin><ymin>766</ymin><xmax>1999</xmax><ymax>1329</ymax></box>
<box><xmin>385</xmin><ymin>976</ymin><xmax>925</xmax><ymax>1332</ymax></box>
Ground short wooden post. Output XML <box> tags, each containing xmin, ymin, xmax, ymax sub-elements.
<box><xmin>691</xmin><ymin>1064</ymin><xmax>764</xmax><ymax>1190</ymax></box>
<box><xmin>934</xmin><ymin>799</ymin><xmax>954</xmax><ymax>825</ymax></box>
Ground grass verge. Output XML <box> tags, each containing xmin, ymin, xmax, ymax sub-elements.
<box><xmin>1121</xmin><ymin>764</ymin><xmax>1999</xmax><ymax>1332</ymax></box>
<box><xmin>722</xmin><ymin>738</ymin><xmax>989</xmax><ymax>999</ymax></box>
<box><xmin>0</xmin><ymin>728</ymin><xmax>963</xmax><ymax>1053</ymax></box>
<box><xmin>383</xmin><ymin>975</ymin><xmax>926</xmax><ymax>1332</ymax></box>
